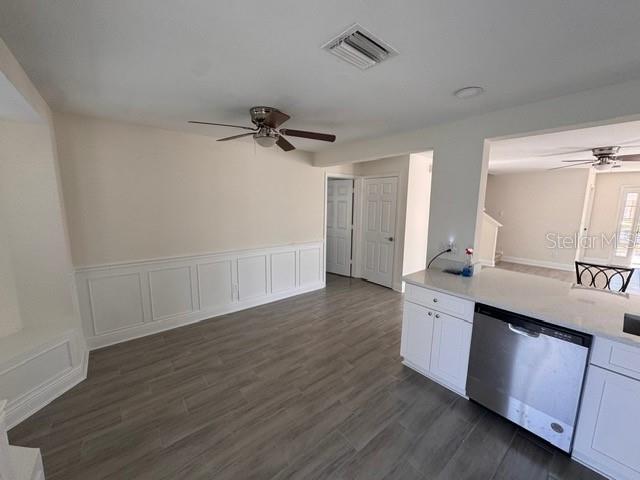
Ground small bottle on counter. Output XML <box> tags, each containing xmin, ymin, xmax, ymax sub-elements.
<box><xmin>462</xmin><ymin>247</ymin><xmax>474</xmax><ymax>277</ymax></box>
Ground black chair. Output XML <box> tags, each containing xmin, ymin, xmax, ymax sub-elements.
<box><xmin>575</xmin><ymin>261</ymin><xmax>635</xmax><ymax>293</ymax></box>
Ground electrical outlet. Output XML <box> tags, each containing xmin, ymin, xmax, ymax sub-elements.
<box><xmin>441</xmin><ymin>240</ymin><xmax>458</xmax><ymax>255</ymax></box>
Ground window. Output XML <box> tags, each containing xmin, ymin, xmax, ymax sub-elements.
<box><xmin>613</xmin><ymin>187</ymin><xmax>640</xmax><ymax>265</ymax></box>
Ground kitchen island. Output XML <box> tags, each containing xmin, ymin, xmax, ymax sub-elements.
<box><xmin>402</xmin><ymin>267</ymin><xmax>640</xmax><ymax>480</ymax></box>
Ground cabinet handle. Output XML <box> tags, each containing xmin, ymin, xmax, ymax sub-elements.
<box><xmin>428</xmin><ymin>311</ymin><xmax>433</xmax><ymax>316</ymax></box>
<box><xmin>433</xmin><ymin>298</ymin><xmax>438</xmax><ymax>303</ymax></box>
<box><xmin>435</xmin><ymin>313</ymin><xmax>440</xmax><ymax>319</ymax></box>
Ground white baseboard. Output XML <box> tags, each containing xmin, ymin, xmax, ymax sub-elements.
<box><xmin>75</xmin><ymin>241</ymin><xmax>326</xmax><ymax>350</ymax></box>
<box><xmin>500</xmin><ymin>256</ymin><xmax>574</xmax><ymax>272</ymax></box>
<box><xmin>478</xmin><ymin>260</ymin><xmax>495</xmax><ymax>267</ymax></box>
<box><xmin>580</xmin><ymin>256</ymin><xmax>613</xmax><ymax>266</ymax></box>
<box><xmin>2</xmin><ymin>329</ymin><xmax>88</xmax><ymax>429</ymax></box>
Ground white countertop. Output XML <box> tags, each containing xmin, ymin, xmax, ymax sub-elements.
<box><xmin>403</xmin><ymin>267</ymin><xmax>640</xmax><ymax>346</ymax></box>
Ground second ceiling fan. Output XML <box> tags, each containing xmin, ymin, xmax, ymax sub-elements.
<box><xmin>548</xmin><ymin>146</ymin><xmax>640</xmax><ymax>170</ymax></box>
<box><xmin>189</xmin><ymin>106</ymin><xmax>336</xmax><ymax>152</ymax></box>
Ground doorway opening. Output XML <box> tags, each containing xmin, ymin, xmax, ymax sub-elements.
<box><xmin>324</xmin><ymin>151</ymin><xmax>433</xmax><ymax>291</ymax></box>
<box><xmin>477</xmin><ymin>118</ymin><xmax>640</xmax><ymax>294</ymax></box>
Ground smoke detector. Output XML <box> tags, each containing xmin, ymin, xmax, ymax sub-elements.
<box><xmin>322</xmin><ymin>24</ymin><xmax>398</xmax><ymax>70</ymax></box>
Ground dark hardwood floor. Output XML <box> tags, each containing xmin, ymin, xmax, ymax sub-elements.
<box><xmin>9</xmin><ymin>275</ymin><xmax>604</xmax><ymax>479</ymax></box>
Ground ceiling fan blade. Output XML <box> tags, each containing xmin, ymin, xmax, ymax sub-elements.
<box><xmin>537</xmin><ymin>148</ymin><xmax>593</xmax><ymax>157</ymax></box>
<box><xmin>562</xmin><ymin>158</ymin><xmax>593</xmax><ymax>163</ymax></box>
<box><xmin>618</xmin><ymin>154</ymin><xmax>640</xmax><ymax>162</ymax></box>
<box><xmin>280</xmin><ymin>129</ymin><xmax>336</xmax><ymax>142</ymax></box>
<box><xmin>548</xmin><ymin>161</ymin><xmax>594</xmax><ymax>171</ymax></box>
<box><xmin>189</xmin><ymin>121</ymin><xmax>257</xmax><ymax>131</ymax></box>
<box><xmin>263</xmin><ymin>110</ymin><xmax>291</xmax><ymax>129</ymax></box>
<box><xmin>276</xmin><ymin>136</ymin><xmax>296</xmax><ymax>152</ymax></box>
<box><xmin>217</xmin><ymin>132</ymin><xmax>255</xmax><ymax>142</ymax></box>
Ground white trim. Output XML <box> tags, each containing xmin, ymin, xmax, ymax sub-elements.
<box><xmin>1</xmin><ymin>329</ymin><xmax>87</xmax><ymax>429</ymax></box>
<box><xmin>500</xmin><ymin>255</ymin><xmax>574</xmax><ymax>272</ymax></box>
<box><xmin>478</xmin><ymin>259</ymin><xmax>496</xmax><ymax>267</ymax></box>
<box><xmin>326</xmin><ymin>173</ymin><xmax>356</xmax><ymax>180</ymax></box>
<box><xmin>575</xmin><ymin>169</ymin><xmax>597</xmax><ymax>262</ymax></box>
<box><xmin>76</xmin><ymin>241</ymin><xmax>325</xmax><ymax>350</ymax></box>
<box><xmin>74</xmin><ymin>240</ymin><xmax>323</xmax><ymax>272</ymax></box>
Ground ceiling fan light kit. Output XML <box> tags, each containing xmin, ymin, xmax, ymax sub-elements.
<box><xmin>189</xmin><ymin>106</ymin><xmax>336</xmax><ymax>152</ymax></box>
<box><xmin>254</xmin><ymin>127</ymin><xmax>278</xmax><ymax>148</ymax></box>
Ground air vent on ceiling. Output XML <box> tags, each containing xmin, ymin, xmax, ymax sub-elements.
<box><xmin>322</xmin><ymin>24</ymin><xmax>398</xmax><ymax>70</ymax></box>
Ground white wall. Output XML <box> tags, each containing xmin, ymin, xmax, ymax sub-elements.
<box><xmin>403</xmin><ymin>153</ymin><xmax>432</xmax><ymax>275</ymax></box>
<box><xmin>0</xmin><ymin>204</ymin><xmax>21</xmax><ymax>337</ymax></box>
<box><xmin>326</xmin><ymin>163</ymin><xmax>356</xmax><ymax>176</ymax></box>
<box><xmin>585</xmin><ymin>171</ymin><xmax>640</xmax><ymax>262</ymax></box>
<box><xmin>484</xmin><ymin>170</ymin><xmax>589</xmax><ymax>268</ymax></box>
<box><xmin>0</xmin><ymin>120</ymin><xmax>78</xmax><ymax>332</ymax></box>
<box><xmin>54</xmin><ymin>112</ymin><xmax>326</xmax><ymax>267</ymax></box>
<box><xmin>313</xmin><ymin>79</ymin><xmax>640</xmax><ymax>269</ymax></box>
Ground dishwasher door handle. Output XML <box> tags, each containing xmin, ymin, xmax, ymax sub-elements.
<box><xmin>508</xmin><ymin>323</ymin><xmax>540</xmax><ymax>338</ymax></box>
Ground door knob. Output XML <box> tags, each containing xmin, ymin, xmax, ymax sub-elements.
<box><xmin>387</xmin><ymin>237</ymin><xmax>394</xmax><ymax>242</ymax></box>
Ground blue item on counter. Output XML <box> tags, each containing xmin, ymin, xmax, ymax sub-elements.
<box><xmin>462</xmin><ymin>264</ymin><xmax>474</xmax><ymax>277</ymax></box>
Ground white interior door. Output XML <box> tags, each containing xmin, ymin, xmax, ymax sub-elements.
<box><xmin>362</xmin><ymin>177</ymin><xmax>398</xmax><ymax>288</ymax></box>
<box><xmin>326</xmin><ymin>179</ymin><xmax>353</xmax><ymax>276</ymax></box>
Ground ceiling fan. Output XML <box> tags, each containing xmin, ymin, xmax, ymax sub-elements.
<box><xmin>189</xmin><ymin>106</ymin><xmax>336</xmax><ymax>152</ymax></box>
<box><xmin>548</xmin><ymin>146</ymin><xmax>640</xmax><ymax>171</ymax></box>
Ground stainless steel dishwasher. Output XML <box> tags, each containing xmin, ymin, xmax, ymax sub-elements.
<box><xmin>467</xmin><ymin>303</ymin><xmax>592</xmax><ymax>453</ymax></box>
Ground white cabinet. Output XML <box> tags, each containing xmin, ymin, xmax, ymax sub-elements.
<box><xmin>401</xmin><ymin>301</ymin><xmax>434</xmax><ymax>373</ymax></box>
<box><xmin>574</xmin><ymin>365</ymin><xmax>640</xmax><ymax>480</ymax></box>
<box><xmin>401</xmin><ymin>285</ymin><xmax>473</xmax><ymax>396</ymax></box>
<box><xmin>430</xmin><ymin>312</ymin><xmax>472</xmax><ymax>392</ymax></box>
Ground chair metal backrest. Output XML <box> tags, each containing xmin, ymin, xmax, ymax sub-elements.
<box><xmin>575</xmin><ymin>261</ymin><xmax>634</xmax><ymax>292</ymax></box>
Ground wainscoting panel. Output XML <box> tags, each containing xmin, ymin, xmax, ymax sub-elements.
<box><xmin>88</xmin><ymin>273</ymin><xmax>145</xmax><ymax>335</ymax></box>
<box><xmin>300</xmin><ymin>246</ymin><xmax>322</xmax><ymax>287</ymax></box>
<box><xmin>0</xmin><ymin>328</ymin><xmax>87</xmax><ymax>429</ymax></box>
<box><xmin>75</xmin><ymin>242</ymin><xmax>325</xmax><ymax>349</ymax></box>
<box><xmin>0</xmin><ymin>341</ymin><xmax>72</xmax><ymax>404</ymax></box>
<box><xmin>197</xmin><ymin>260</ymin><xmax>235</xmax><ymax>310</ymax></box>
<box><xmin>149</xmin><ymin>266</ymin><xmax>194</xmax><ymax>321</ymax></box>
<box><xmin>271</xmin><ymin>251</ymin><xmax>297</xmax><ymax>294</ymax></box>
<box><xmin>237</xmin><ymin>255</ymin><xmax>268</xmax><ymax>301</ymax></box>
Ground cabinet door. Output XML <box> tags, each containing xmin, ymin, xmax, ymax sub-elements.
<box><xmin>573</xmin><ymin>365</ymin><xmax>640</xmax><ymax>480</ymax></box>
<box><xmin>429</xmin><ymin>312</ymin><xmax>472</xmax><ymax>393</ymax></box>
<box><xmin>401</xmin><ymin>301</ymin><xmax>434</xmax><ymax>373</ymax></box>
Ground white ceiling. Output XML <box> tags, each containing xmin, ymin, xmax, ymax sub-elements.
<box><xmin>2</xmin><ymin>1</ymin><xmax>640</xmax><ymax>151</ymax></box>
<box><xmin>489</xmin><ymin>120</ymin><xmax>640</xmax><ymax>174</ymax></box>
